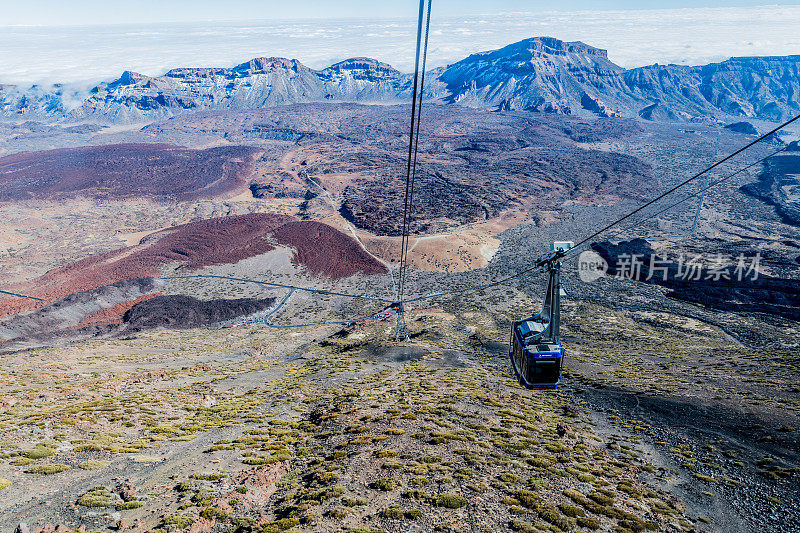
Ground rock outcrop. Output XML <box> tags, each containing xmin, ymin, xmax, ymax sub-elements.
<box><xmin>740</xmin><ymin>152</ymin><xmax>800</xmax><ymax>225</ymax></box>
<box><xmin>725</xmin><ymin>121</ymin><xmax>758</xmax><ymax>134</ymax></box>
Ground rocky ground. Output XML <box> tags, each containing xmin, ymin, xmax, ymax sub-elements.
<box><xmin>0</xmin><ymin>293</ymin><xmax>796</xmax><ymax>532</ymax></box>
<box><xmin>0</xmin><ymin>105</ymin><xmax>798</xmax><ymax>532</ymax></box>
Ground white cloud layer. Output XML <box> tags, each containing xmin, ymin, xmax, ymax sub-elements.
<box><xmin>1</xmin><ymin>5</ymin><xmax>799</xmax><ymax>86</ymax></box>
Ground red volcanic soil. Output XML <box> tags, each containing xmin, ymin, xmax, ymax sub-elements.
<box><xmin>0</xmin><ymin>214</ymin><xmax>386</xmax><ymax>318</ymax></box>
<box><xmin>76</xmin><ymin>293</ymin><xmax>162</xmax><ymax>328</ymax></box>
<box><xmin>272</xmin><ymin>221</ymin><xmax>385</xmax><ymax>279</ymax></box>
<box><xmin>0</xmin><ymin>143</ymin><xmax>262</xmax><ymax>201</ymax></box>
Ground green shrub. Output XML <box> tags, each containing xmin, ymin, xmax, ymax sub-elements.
<box><xmin>243</xmin><ymin>451</ymin><xmax>291</xmax><ymax>465</ymax></box>
<box><xmin>508</xmin><ymin>519</ymin><xmax>536</xmax><ymax>532</ymax></box>
<box><xmin>163</xmin><ymin>514</ymin><xmax>194</xmax><ymax>528</ymax></box>
<box><xmin>589</xmin><ymin>492</ymin><xmax>614</xmax><ymax>505</ymax></box>
<box><xmin>307</xmin><ymin>485</ymin><xmax>345</xmax><ymax>501</ymax></box>
<box><xmin>199</xmin><ymin>507</ymin><xmax>229</xmax><ymax>521</ymax></box>
<box><xmin>513</xmin><ymin>489</ymin><xmax>542</xmax><ymax>508</ymax></box>
<box><xmin>78</xmin><ymin>460</ymin><xmax>109</xmax><ymax>470</ymax></box>
<box><xmin>314</xmin><ymin>470</ymin><xmax>340</xmax><ymax>484</ymax></box>
<box><xmin>454</xmin><ymin>468</ymin><xmax>475</xmax><ymax>479</ymax></box>
<box><xmin>344</xmin><ymin>496</ymin><xmax>368</xmax><ymax>507</ymax></box>
<box><xmin>536</xmin><ymin>504</ymin><xmax>574</xmax><ymax>530</ymax></box>
<box><xmin>558</xmin><ymin>503</ymin><xmax>585</xmax><ymax>517</ymax></box>
<box><xmin>435</xmin><ymin>493</ymin><xmax>467</xmax><ymax>509</ymax></box>
<box><xmin>25</xmin><ymin>463</ymin><xmax>70</xmax><ymax>474</ymax></box>
<box><xmin>261</xmin><ymin>517</ymin><xmax>299</xmax><ymax>532</ymax></box>
<box><xmin>527</xmin><ymin>455</ymin><xmax>557</xmax><ymax>468</ymax></box>
<box><xmin>380</xmin><ymin>507</ymin><xmax>404</xmax><ymax>519</ymax></box>
<box><xmin>116</xmin><ymin>501</ymin><xmax>143</xmax><ymax>510</ymax></box>
<box><xmin>372</xmin><ymin>478</ymin><xmax>396</xmax><ymax>491</ymax></box>
<box><xmin>618</xmin><ymin>518</ymin><xmax>648</xmax><ymax>532</ymax></box>
<box><xmin>191</xmin><ymin>472</ymin><xmax>227</xmax><ymax>481</ymax></box>
<box><xmin>24</xmin><ymin>444</ymin><xmax>56</xmax><ymax>460</ymax></box>
<box><xmin>497</xmin><ymin>472</ymin><xmax>519</xmax><ymax>483</ymax></box>
<box><xmin>374</xmin><ymin>449</ymin><xmax>398</xmax><ymax>458</ymax></box>
<box><xmin>77</xmin><ymin>487</ymin><xmax>113</xmax><ymax>507</ymax></box>
<box><xmin>576</xmin><ymin>516</ymin><xmax>601</xmax><ymax>529</ymax></box>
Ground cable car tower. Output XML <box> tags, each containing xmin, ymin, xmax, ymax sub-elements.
<box><xmin>510</xmin><ymin>241</ymin><xmax>573</xmax><ymax>389</ymax></box>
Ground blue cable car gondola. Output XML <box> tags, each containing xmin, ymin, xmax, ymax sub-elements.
<box><xmin>510</xmin><ymin>242</ymin><xmax>572</xmax><ymax>390</ymax></box>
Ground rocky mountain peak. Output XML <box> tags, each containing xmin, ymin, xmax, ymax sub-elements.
<box><xmin>323</xmin><ymin>57</ymin><xmax>401</xmax><ymax>79</ymax></box>
<box><xmin>234</xmin><ymin>57</ymin><xmax>306</xmax><ymax>74</ymax></box>
<box><xmin>499</xmin><ymin>36</ymin><xmax>610</xmax><ymax>59</ymax></box>
<box><xmin>439</xmin><ymin>36</ymin><xmax>626</xmax><ymax>115</ymax></box>
<box><xmin>117</xmin><ymin>71</ymin><xmax>150</xmax><ymax>86</ymax></box>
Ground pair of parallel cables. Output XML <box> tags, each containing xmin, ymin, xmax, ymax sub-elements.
<box><xmin>394</xmin><ymin>0</ymin><xmax>433</xmax><ymax>340</ymax></box>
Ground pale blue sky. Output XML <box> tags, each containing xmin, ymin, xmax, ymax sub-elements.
<box><xmin>2</xmin><ymin>0</ymin><xmax>799</xmax><ymax>26</ymax></box>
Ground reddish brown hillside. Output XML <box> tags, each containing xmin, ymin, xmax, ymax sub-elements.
<box><xmin>0</xmin><ymin>214</ymin><xmax>386</xmax><ymax>317</ymax></box>
<box><xmin>0</xmin><ymin>143</ymin><xmax>262</xmax><ymax>201</ymax></box>
<box><xmin>272</xmin><ymin>221</ymin><xmax>386</xmax><ymax>279</ymax></box>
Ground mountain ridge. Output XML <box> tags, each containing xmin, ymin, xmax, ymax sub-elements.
<box><xmin>1</xmin><ymin>36</ymin><xmax>799</xmax><ymax>124</ymax></box>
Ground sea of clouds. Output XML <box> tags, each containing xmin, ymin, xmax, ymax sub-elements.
<box><xmin>1</xmin><ymin>5</ymin><xmax>799</xmax><ymax>86</ymax></box>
